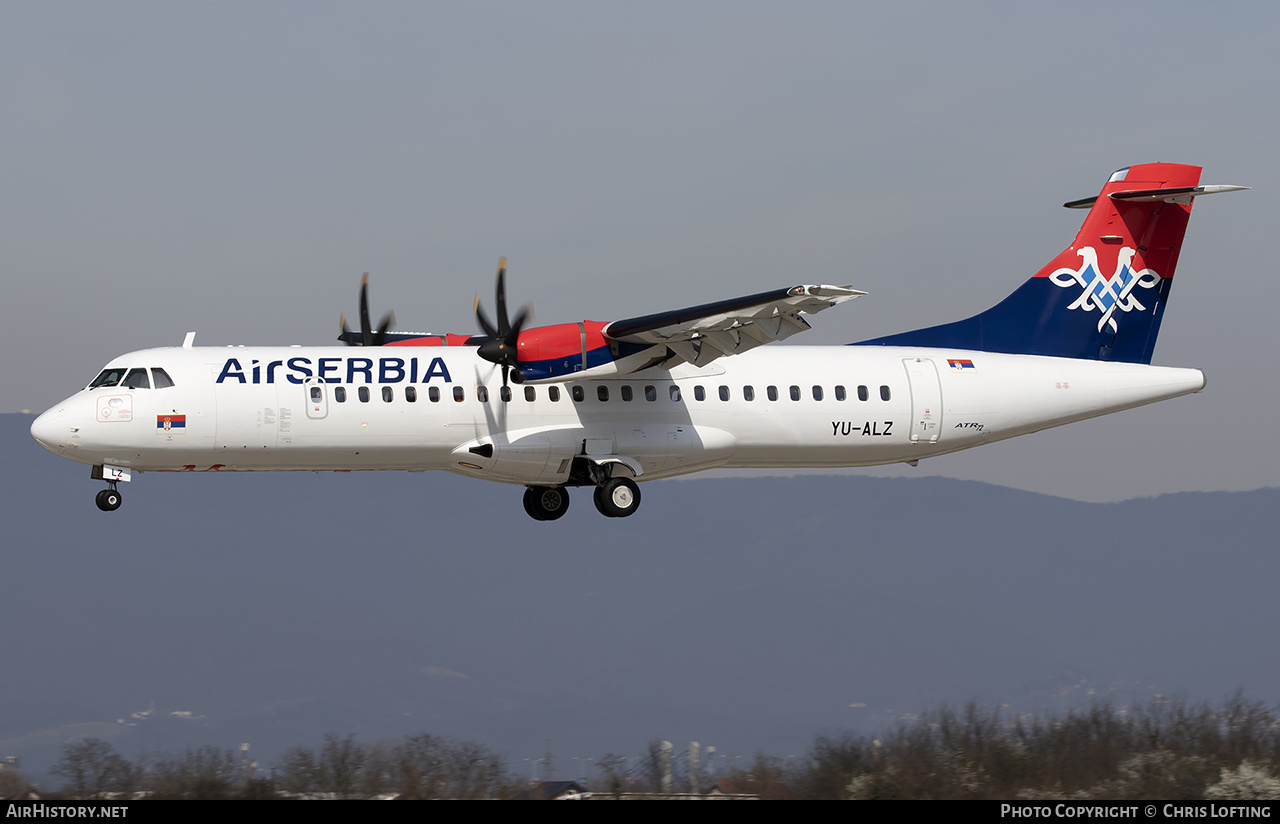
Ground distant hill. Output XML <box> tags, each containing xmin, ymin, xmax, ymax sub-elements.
<box><xmin>3</xmin><ymin>412</ymin><xmax>1277</xmax><ymax>784</ymax></box>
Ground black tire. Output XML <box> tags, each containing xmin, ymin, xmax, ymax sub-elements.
<box><xmin>596</xmin><ymin>478</ymin><xmax>640</xmax><ymax>518</ymax></box>
<box><xmin>95</xmin><ymin>488</ymin><xmax>122</xmax><ymax>512</ymax></box>
<box><xmin>523</xmin><ymin>486</ymin><xmax>569</xmax><ymax>521</ymax></box>
<box><xmin>593</xmin><ymin>486</ymin><xmax>613</xmax><ymax>518</ymax></box>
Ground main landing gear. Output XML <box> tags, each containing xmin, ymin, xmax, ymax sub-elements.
<box><xmin>523</xmin><ymin>485</ymin><xmax>570</xmax><ymax>521</ymax></box>
<box><xmin>95</xmin><ymin>484</ymin><xmax>122</xmax><ymax>512</ymax></box>
<box><xmin>521</xmin><ymin>477</ymin><xmax>643</xmax><ymax>521</ymax></box>
<box><xmin>593</xmin><ymin>477</ymin><xmax>641</xmax><ymax>518</ymax></box>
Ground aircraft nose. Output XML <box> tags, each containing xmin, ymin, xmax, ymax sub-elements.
<box><xmin>30</xmin><ymin>406</ymin><xmax>67</xmax><ymax>453</ymax></box>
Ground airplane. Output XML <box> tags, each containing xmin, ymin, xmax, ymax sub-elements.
<box><xmin>30</xmin><ymin>162</ymin><xmax>1245</xmax><ymax>520</ymax></box>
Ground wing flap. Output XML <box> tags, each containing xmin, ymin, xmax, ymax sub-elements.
<box><xmin>604</xmin><ymin>284</ymin><xmax>863</xmax><ymax>367</ymax></box>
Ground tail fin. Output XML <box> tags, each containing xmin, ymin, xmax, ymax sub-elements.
<box><xmin>856</xmin><ymin>163</ymin><xmax>1243</xmax><ymax>363</ymax></box>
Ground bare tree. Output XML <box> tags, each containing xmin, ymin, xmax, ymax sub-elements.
<box><xmin>393</xmin><ymin>733</ymin><xmax>509</xmax><ymax>799</ymax></box>
<box><xmin>144</xmin><ymin>746</ymin><xmax>240</xmax><ymax>799</ymax></box>
<box><xmin>51</xmin><ymin>739</ymin><xmax>139</xmax><ymax>799</ymax></box>
<box><xmin>317</xmin><ymin>733</ymin><xmax>366</xmax><ymax>799</ymax></box>
<box><xmin>594</xmin><ymin>753</ymin><xmax>628</xmax><ymax>798</ymax></box>
<box><xmin>394</xmin><ymin>733</ymin><xmax>446</xmax><ymax>799</ymax></box>
<box><xmin>0</xmin><ymin>766</ymin><xmax>30</xmax><ymax>799</ymax></box>
<box><xmin>277</xmin><ymin>743</ymin><xmax>319</xmax><ymax>796</ymax></box>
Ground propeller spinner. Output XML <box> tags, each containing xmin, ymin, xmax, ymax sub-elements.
<box><xmin>474</xmin><ymin>257</ymin><xmax>531</xmax><ymax>385</ymax></box>
<box><xmin>340</xmin><ymin>272</ymin><xmax>395</xmax><ymax>346</ymax></box>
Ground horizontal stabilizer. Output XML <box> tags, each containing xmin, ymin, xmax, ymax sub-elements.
<box><xmin>1064</xmin><ymin>184</ymin><xmax>1248</xmax><ymax>209</ymax></box>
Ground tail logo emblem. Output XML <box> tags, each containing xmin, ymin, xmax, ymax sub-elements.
<box><xmin>1049</xmin><ymin>246</ymin><xmax>1161</xmax><ymax>333</ymax></box>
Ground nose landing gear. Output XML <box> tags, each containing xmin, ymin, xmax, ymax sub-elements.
<box><xmin>95</xmin><ymin>484</ymin><xmax>122</xmax><ymax>512</ymax></box>
<box><xmin>90</xmin><ymin>464</ymin><xmax>129</xmax><ymax>512</ymax></box>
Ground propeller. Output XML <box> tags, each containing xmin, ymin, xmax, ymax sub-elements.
<box><xmin>474</xmin><ymin>257</ymin><xmax>531</xmax><ymax>385</ymax></box>
<box><xmin>340</xmin><ymin>272</ymin><xmax>395</xmax><ymax>346</ymax></box>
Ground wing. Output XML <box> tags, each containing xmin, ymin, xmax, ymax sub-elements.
<box><xmin>603</xmin><ymin>284</ymin><xmax>865</xmax><ymax>368</ymax></box>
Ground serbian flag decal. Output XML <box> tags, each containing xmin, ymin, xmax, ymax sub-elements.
<box><xmin>157</xmin><ymin>414</ymin><xmax>187</xmax><ymax>433</ymax></box>
<box><xmin>947</xmin><ymin>358</ymin><xmax>976</xmax><ymax>371</ymax></box>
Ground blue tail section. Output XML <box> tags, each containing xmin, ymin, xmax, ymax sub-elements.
<box><xmin>853</xmin><ymin>163</ymin><xmax>1207</xmax><ymax>364</ymax></box>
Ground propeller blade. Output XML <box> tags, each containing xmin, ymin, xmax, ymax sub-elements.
<box><xmin>359</xmin><ymin>272</ymin><xmax>373</xmax><ymax>345</ymax></box>
<box><xmin>495</xmin><ymin>258</ymin><xmax>510</xmax><ymax>337</ymax></box>
<box><xmin>509</xmin><ymin>306</ymin><xmax>530</xmax><ymax>339</ymax></box>
<box><xmin>474</xmin><ymin>295</ymin><xmax>500</xmax><ymax>340</ymax></box>
<box><xmin>336</xmin><ymin>272</ymin><xmax>394</xmax><ymax>345</ymax></box>
<box><xmin>473</xmin><ymin>256</ymin><xmax>531</xmax><ymax>387</ymax></box>
<box><xmin>373</xmin><ymin>311</ymin><xmax>395</xmax><ymax>347</ymax></box>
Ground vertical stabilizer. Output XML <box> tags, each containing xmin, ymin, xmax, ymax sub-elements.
<box><xmin>855</xmin><ymin>163</ymin><xmax>1241</xmax><ymax>363</ymax></box>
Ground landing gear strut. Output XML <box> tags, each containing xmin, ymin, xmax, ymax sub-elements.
<box><xmin>521</xmin><ymin>459</ymin><xmax>644</xmax><ymax>520</ymax></box>
<box><xmin>523</xmin><ymin>486</ymin><xmax>570</xmax><ymax>521</ymax></box>
<box><xmin>593</xmin><ymin>477</ymin><xmax>641</xmax><ymax>518</ymax></box>
<box><xmin>95</xmin><ymin>484</ymin><xmax>122</xmax><ymax>512</ymax></box>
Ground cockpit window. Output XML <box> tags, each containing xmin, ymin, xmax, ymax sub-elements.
<box><xmin>89</xmin><ymin>368</ymin><xmax>126</xmax><ymax>389</ymax></box>
<box><xmin>122</xmin><ymin>368</ymin><xmax>151</xmax><ymax>389</ymax></box>
<box><xmin>151</xmin><ymin>368</ymin><xmax>175</xmax><ymax>388</ymax></box>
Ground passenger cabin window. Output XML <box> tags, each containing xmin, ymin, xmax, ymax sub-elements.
<box><xmin>743</xmin><ymin>385</ymin><xmax>755</xmax><ymax>401</ymax></box>
<box><xmin>767</xmin><ymin>386</ymin><xmax>778</xmax><ymax>401</ymax></box>
<box><xmin>645</xmin><ymin>385</ymin><xmax>657</xmax><ymax>402</ymax></box>
<box><xmin>429</xmin><ymin>386</ymin><xmax>441</xmax><ymax>403</ymax></box>
<box><xmin>89</xmin><ymin>368</ymin><xmax>126</xmax><ymax>389</ymax></box>
<box><xmin>881</xmin><ymin>385</ymin><xmax>892</xmax><ymax>401</ymax></box>
<box><xmin>549</xmin><ymin>386</ymin><xmax>561</xmax><ymax>402</ymax></box>
<box><xmin>694</xmin><ymin>386</ymin><xmax>705</xmax><ymax>401</ymax></box>
<box><xmin>790</xmin><ymin>385</ymin><xmax>801</xmax><ymax>401</ymax></box>
<box><xmin>525</xmin><ymin>386</ymin><xmax>536</xmax><ymax>401</ymax></box>
<box><xmin>500</xmin><ymin>386</ymin><xmax>512</xmax><ymax>402</ymax></box>
<box><xmin>151</xmin><ymin>368</ymin><xmax>175</xmax><ymax>388</ymax></box>
<box><xmin>857</xmin><ymin>385</ymin><xmax>869</xmax><ymax>401</ymax></box>
<box><xmin>719</xmin><ymin>386</ymin><xmax>729</xmax><ymax>401</ymax></box>
<box><xmin>453</xmin><ymin>387</ymin><xmax>465</xmax><ymax>402</ymax></box>
<box><xmin>382</xmin><ymin>386</ymin><xmax>393</xmax><ymax>402</ymax></box>
<box><xmin>123</xmin><ymin>368</ymin><xmax>150</xmax><ymax>389</ymax></box>
<box><xmin>358</xmin><ymin>386</ymin><xmax>370</xmax><ymax>403</ymax></box>
<box><xmin>477</xmin><ymin>386</ymin><xmax>489</xmax><ymax>403</ymax></box>
<box><xmin>812</xmin><ymin>385</ymin><xmax>823</xmax><ymax>401</ymax></box>
<box><xmin>405</xmin><ymin>386</ymin><xmax>417</xmax><ymax>402</ymax></box>
<box><xmin>334</xmin><ymin>387</ymin><xmax>347</xmax><ymax>403</ymax></box>
<box><xmin>310</xmin><ymin>386</ymin><xmax>323</xmax><ymax>403</ymax></box>
<box><xmin>572</xmin><ymin>385</ymin><xmax>585</xmax><ymax>402</ymax></box>
<box><xmin>670</xmin><ymin>385</ymin><xmax>681</xmax><ymax>401</ymax></box>
<box><xmin>621</xmin><ymin>385</ymin><xmax>633</xmax><ymax>402</ymax></box>
<box><xmin>597</xmin><ymin>385</ymin><xmax>609</xmax><ymax>402</ymax></box>
<box><xmin>835</xmin><ymin>385</ymin><xmax>846</xmax><ymax>401</ymax></box>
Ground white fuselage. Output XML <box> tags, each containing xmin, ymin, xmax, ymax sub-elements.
<box><xmin>30</xmin><ymin>344</ymin><xmax>1206</xmax><ymax>486</ymax></box>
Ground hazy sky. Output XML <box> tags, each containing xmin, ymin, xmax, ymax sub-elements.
<box><xmin>4</xmin><ymin>1</ymin><xmax>1276</xmax><ymax>501</ymax></box>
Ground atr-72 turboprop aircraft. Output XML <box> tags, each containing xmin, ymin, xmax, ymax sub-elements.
<box><xmin>31</xmin><ymin>163</ymin><xmax>1244</xmax><ymax>520</ymax></box>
